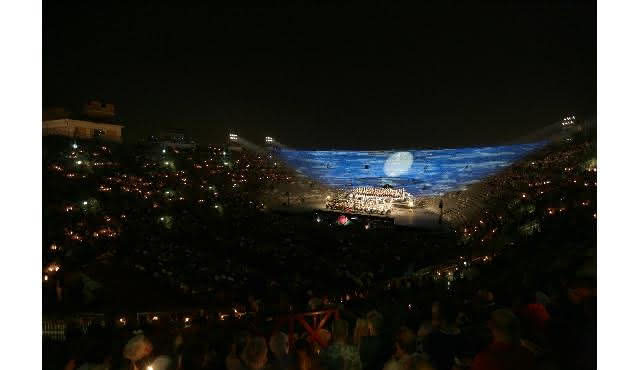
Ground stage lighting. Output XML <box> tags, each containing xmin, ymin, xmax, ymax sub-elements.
<box><xmin>265</xmin><ymin>136</ymin><xmax>274</xmax><ymax>144</ymax></box>
<box><xmin>229</xmin><ymin>133</ymin><xmax>238</xmax><ymax>141</ymax></box>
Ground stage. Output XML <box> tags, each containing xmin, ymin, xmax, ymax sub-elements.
<box><xmin>259</xmin><ymin>177</ymin><xmax>449</xmax><ymax>230</ymax></box>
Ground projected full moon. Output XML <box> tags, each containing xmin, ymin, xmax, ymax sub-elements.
<box><xmin>384</xmin><ymin>152</ymin><xmax>414</xmax><ymax>177</ymax></box>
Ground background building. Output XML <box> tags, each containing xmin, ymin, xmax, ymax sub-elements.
<box><xmin>42</xmin><ymin>100</ymin><xmax>124</xmax><ymax>142</ymax></box>
<box><xmin>43</xmin><ymin>119</ymin><xmax>124</xmax><ymax>142</ymax></box>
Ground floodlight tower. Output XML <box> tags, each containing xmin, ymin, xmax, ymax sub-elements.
<box><xmin>225</xmin><ymin>130</ymin><xmax>242</xmax><ymax>154</ymax></box>
<box><xmin>561</xmin><ymin>115</ymin><xmax>576</xmax><ymax>128</ymax></box>
<box><xmin>265</xmin><ymin>135</ymin><xmax>281</xmax><ymax>154</ymax></box>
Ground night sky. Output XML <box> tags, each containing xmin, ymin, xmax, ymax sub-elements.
<box><xmin>43</xmin><ymin>1</ymin><xmax>596</xmax><ymax>149</ymax></box>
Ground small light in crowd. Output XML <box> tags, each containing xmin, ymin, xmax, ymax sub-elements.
<box><xmin>152</xmin><ymin>316</ymin><xmax>159</xmax><ymax>321</ymax></box>
<box><xmin>184</xmin><ymin>317</ymin><xmax>190</xmax><ymax>323</ymax></box>
<box><xmin>44</xmin><ymin>275</ymin><xmax>48</xmax><ymax>281</ymax></box>
<box><xmin>162</xmin><ymin>149</ymin><xmax>166</xmax><ymax>153</ymax></box>
<box><xmin>160</xmin><ymin>217</ymin><xmax>165</xmax><ymax>221</ymax></box>
<box><xmin>76</xmin><ymin>160</ymin><xmax>82</xmax><ymax>165</ymax></box>
<box><xmin>83</xmin><ymin>201</ymin><xmax>88</xmax><ymax>205</ymax></box>
<box><xmin>164</xmin><ymin>161</ymin><xmax>169</xmax><ymax>165</ymax></box>
<box><xmin>72</xmin><ymin>143</ymin><xmax>78</xmax><ymax>149</ymax></box>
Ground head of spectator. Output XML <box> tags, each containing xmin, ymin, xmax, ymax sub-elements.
<box><xmin>366</xmin><ymin>310</ymin><xmax>384</xmax><ymax>336</ymax></box>
<box><xmin>148</xmin><ymin>355</ymin><xmax>173</xmax><ymax>370</ymax></box>
<box><xmin>393</xmin><ymin>326</ymin><xmax>416</xmax><ymax>360</ymax></box>
<box><xmin>353</xmin><ymin>318</ymin><xmax>369</xmax><ymax>346</ymax></box>
<box><xmin>383</xmin><ymin>360</ymin><xmax>404</xmax><ymax>370</ymax></box>
<box><xmin>417</xmin><ymin>320</ymin><xmax>431</xmax><ymax>337</ymax></box>
<box><xmin>240</xmin><ymin>336</ymin><xmax>268</xmax><ymax>370</ymax></box>
<box><xmin>269</xmin><ymin>331</ymin><xmax>289</xmax><ymax>359</ymax></box>
<box><xmin>316</xmin><ymin>328</ymin><xmax>331</xmax><ymax>351</ymax></box>
<box><xmin>123</xmin><ymin>334</ymin><xmax>153</xmax><ymax>367</ymax></box>
<box><xmin>567</xmin><ymin>278</ymin><xmax>594</xmax><ymax>304</ymax></box>
<box><xmin>488</xmin><ymin>309</ymin><xmax>521</xmax><ymax>345</ymax></box>
<box><xmin>405</xmin><ymin>353</ymin><xmax>435</xmax><ymax>370</ymax></box>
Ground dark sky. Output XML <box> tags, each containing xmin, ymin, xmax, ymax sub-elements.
<box><xmin>43</xmin><ymin>1</ymin><xmax>596</xmax><ymax>149</ymax></box>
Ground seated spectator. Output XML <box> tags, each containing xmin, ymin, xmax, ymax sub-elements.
<box><xmin>122</xmin><ymin>334</ymin><xmax>153</xmax><ymax>370</ymax></box>
<box><xmin>405</xmin><ymin>353</ymin><xmax>435</xmax><ymax>370</ymax></box>
<box><xmin>269</xmin><ymin>332</ymin><xmax>292</xmax><ymax>370</ymax></box>
<box><xmin>424</xmin><ymin>301</ymin><xmax>466</xmax><ymax>370</ymax></box>
<box><xmin>320</xmin><ymin>319</ymin><xmax>361</xmax><ymax>370</ymax></box>
<box><xmin>360</xmin><ymin>310</ymin><xmax>387</xmax><ymax>370</ymax></box>
<box><xmin>240</xmin><ymin>336</ymin><xmax>269</xmax><ymax>370</ymax></box>
<box><xmin>515</xmin><ymin>289</ymin><xmax>550</xmax><ymax>345</ymax></box>
<box><xmin>291</xmin><ymin>339</ymin><xmax>322</xmax><ymax>370</ymax></box>
<box><xmin>548</xmin><ymin>278</ymin><xmax>596</xmax><ymax>370</ymax></box>
<box><xmin>226</xmin><ymin>332</ymin><xmax>250</xmax><ymax>370</ymax></box>
<box><xmin>416</xmin><ymin>301</ymin><xmax>442</xmax><ymax>354</ymax></box>
<box><xmin>382</xmin><ymin>360</ymin><xmax>403</xmax><ymax>370</ymax></box>
<box><xmin>385</xmin><ymin>326</ymin><xmax>416</xmax><ymax>369</ymax></box>
<box><xmin>471</xmin><ymin>309</ymin><xmax>534</xmax><ymax>370</ymax></box>
<box><xmin>353</xmin><ymin>318</ymin><xmax>368</xmax><ymax>348</ymax></box>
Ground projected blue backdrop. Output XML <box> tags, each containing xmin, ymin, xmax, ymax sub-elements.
<box><xmin>278</xmin><ymin>142</ymin><xmax>547</xmax><ymax>196</ymax></box>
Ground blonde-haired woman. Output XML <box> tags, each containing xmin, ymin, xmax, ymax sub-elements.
<box><xmin>353</xmin><ymin>318</ymin><xmax>369</xmax><ymax>347</ymax></box>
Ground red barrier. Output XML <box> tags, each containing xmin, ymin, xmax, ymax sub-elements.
<box><xmin>271</xmin><ymin>309</ymin><xmax>340</xmax><ymax>350</ymax></box>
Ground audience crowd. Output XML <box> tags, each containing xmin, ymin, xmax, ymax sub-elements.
<box><xmin>43</xmin><ymin>132</ymin><xmax>596</xmax><ymax>370</ymax></box>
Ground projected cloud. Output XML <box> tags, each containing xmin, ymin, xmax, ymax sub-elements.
<box><xmin>384</xmin><ymin>152</ymin><xmax>413</xmax><ymax>176</ymax></box>
<box><xmin>278</xmin><ymin>142</ymin><xmax>547</xmax><ymax>196</ymax></box>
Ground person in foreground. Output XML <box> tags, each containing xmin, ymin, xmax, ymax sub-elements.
<box><xmin>320</xmin><ymin>319</ymin><xmax>362</xmax><ymax>370</ymax></box>
<box><xmin>471</xmin><ymin>308</ymin><xmax>534</xmax><ymax>370</ymax></box>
